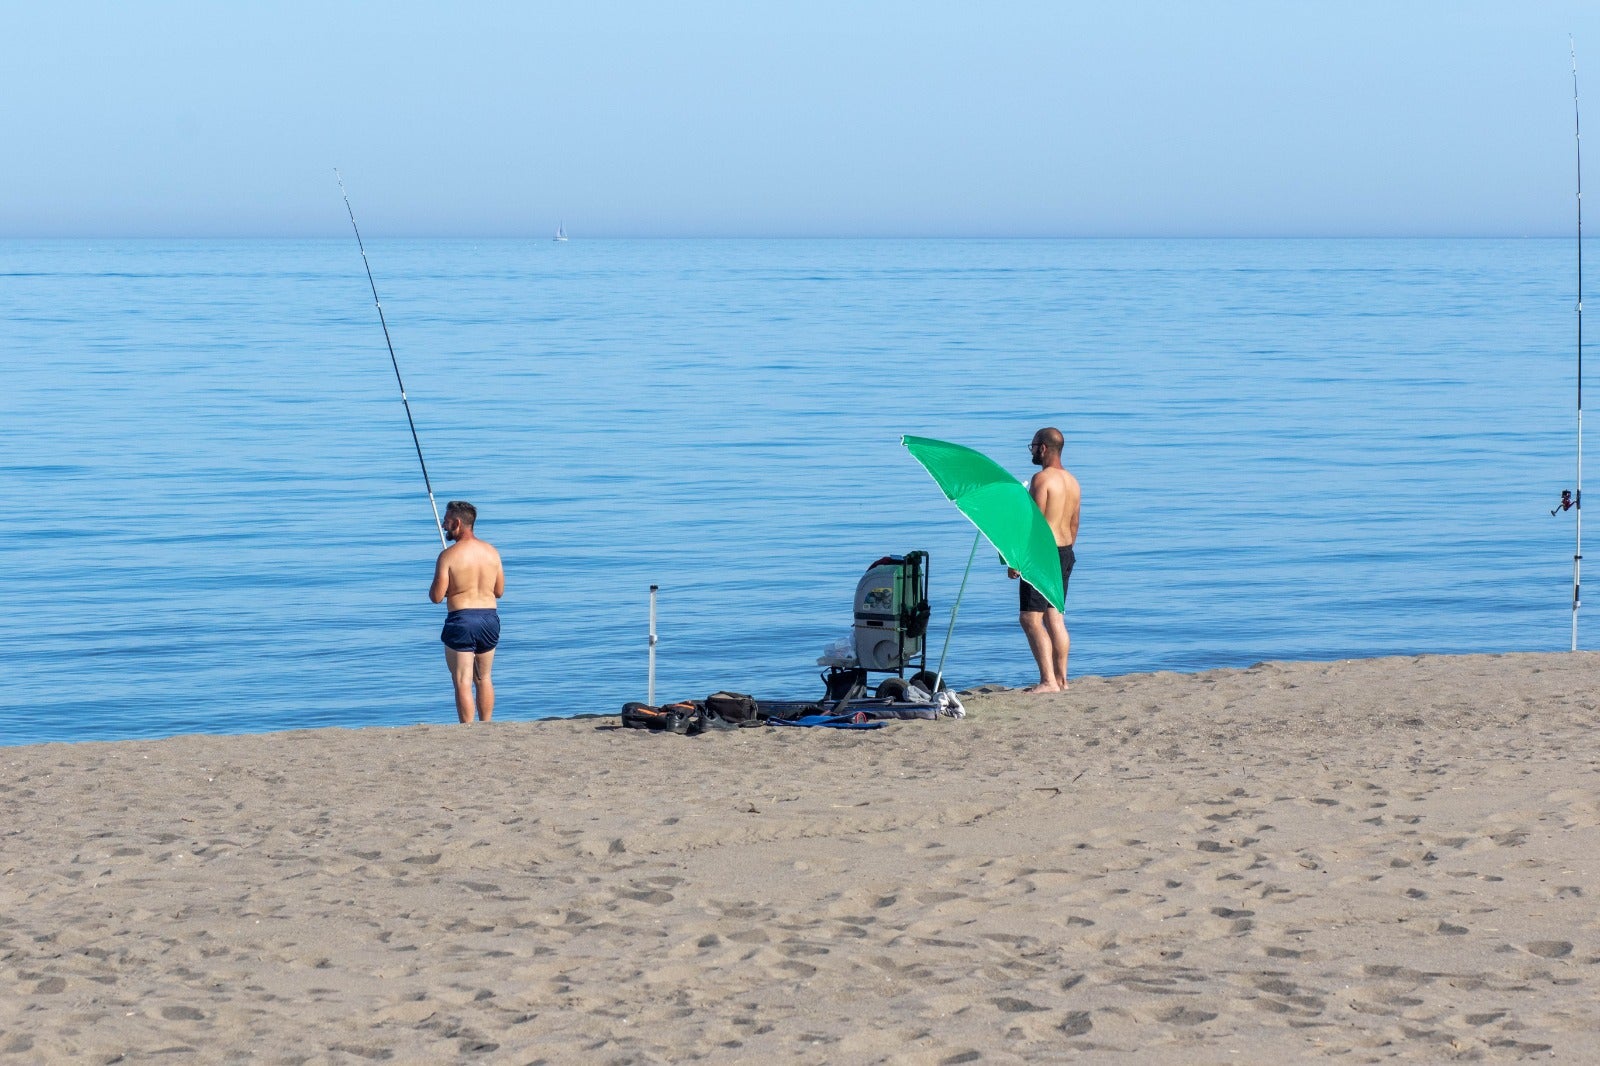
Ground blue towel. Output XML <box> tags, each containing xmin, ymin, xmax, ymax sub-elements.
<box><xmin>769</xmin><ymin>714</ymin><xmax>885</xmax><ymax>730</ymax></box>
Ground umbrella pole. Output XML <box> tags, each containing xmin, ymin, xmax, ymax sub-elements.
<box><xmin>933</xmin><ymin>532</ymin><xmax>981</xmax><ymax>690</ymax></box>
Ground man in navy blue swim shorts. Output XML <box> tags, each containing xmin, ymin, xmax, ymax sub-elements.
<box><xmin>428</xmin><ymin>501</ymin><xmax>505</xmax><ymax>722</ymax></box>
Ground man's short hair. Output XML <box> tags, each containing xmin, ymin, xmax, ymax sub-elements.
<box><xmin>1032</xmin><ymin>427</ymin><xmax>1064</xmax><ymax>456</ymax></box>
<box><xmin>444</xmin><ymin>500</ymin><xmax>477</xmax><ymax>528</ymax></box>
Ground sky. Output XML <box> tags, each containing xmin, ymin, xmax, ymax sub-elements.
<box><xmin>5</xmin><ymin>1</ymin><xmax>1600</xmax><ymax>238</ymax></box>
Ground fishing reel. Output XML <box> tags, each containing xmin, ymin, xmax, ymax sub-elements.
<box><xmin>1552</xmin><ymin>489</ymin><xmax>1578</xmax><ymax>516</ymax></box>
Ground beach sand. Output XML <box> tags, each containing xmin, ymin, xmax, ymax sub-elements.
<box><xmin>3</xmin><ymin>652</ymin><xmax>1598</xmax><ymax>1063</ymax></box>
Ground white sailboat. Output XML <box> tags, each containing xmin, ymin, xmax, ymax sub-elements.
<box><xmin>553</xmin><ymin>221</ymin><xmax>568</xmax><ymax>242</ymax></box>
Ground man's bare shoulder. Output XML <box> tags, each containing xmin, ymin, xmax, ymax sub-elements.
<box><xmin>1032</xmin><ymin>467</ymin><xmax>1073</xmax><ymax>491</ymax></box>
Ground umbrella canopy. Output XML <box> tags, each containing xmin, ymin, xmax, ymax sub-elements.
<box><xmin>902</xmin><ymin>435</ymin><xmax>1065</xmax><ymax>612</ymax></box>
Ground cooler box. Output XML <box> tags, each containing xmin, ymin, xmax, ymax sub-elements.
<box><xmin>852</xmin><ymin>554</ymin><xmax>927</xmax><ymax>671</ymax></box>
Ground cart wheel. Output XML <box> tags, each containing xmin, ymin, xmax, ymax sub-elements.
<box><xmin>876</xmin><ymin>678</ymin><xmax>910</xmax><ymax>701</ymax></box>
<box><xmin>909</xmin><ymin>670</ymin><xmax>945</xmax><ymax>693</ymax></box>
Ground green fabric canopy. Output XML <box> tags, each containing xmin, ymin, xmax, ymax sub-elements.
<box><xmin>902</xmin><ymin>435</ymin><xmax>1065</xmax><ymax>612</ymax></box>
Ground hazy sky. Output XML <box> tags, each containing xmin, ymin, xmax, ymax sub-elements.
<box><xmin>5</xmin><ymin>1</ymin><xmax>1600</xmax><ymax>237</ymax></box>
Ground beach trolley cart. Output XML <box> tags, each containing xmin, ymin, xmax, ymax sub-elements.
<box><xmin>823</xmin><ymin>551</ymin><xmax>938</xmax><ymax>702</ymax></box>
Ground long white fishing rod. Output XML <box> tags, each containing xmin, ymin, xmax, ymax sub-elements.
<box><xmin>336</xmin><ymin>170</ymin><xmax>447</xmax><ymax>547</ymax></box>
<box><xmin>1571</xmin><ymin>41</ymin><xmax>1585</xmax><ymax>651</ymax></box>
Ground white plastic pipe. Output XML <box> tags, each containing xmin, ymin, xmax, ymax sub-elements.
<box><xmin>648</xmin><ymin>585</ymin><xmax>658</xmax><ymax>706</ymax></box>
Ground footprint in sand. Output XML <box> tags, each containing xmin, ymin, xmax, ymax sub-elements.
<box><xmin>992</xmin><ymin>996</ymin><xmax>1047</xmax><ymax>1013</ymax></box>
<box><xmin>1141</xmin><ymin>1004</ymin><xmax>1217</xmax><ymax>1027</ymax></box>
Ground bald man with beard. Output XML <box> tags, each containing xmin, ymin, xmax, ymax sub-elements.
<box><xmin>1008</xmin><ymin>427</ymin><xmax>1080</xmax><ymax>693</ymax></box>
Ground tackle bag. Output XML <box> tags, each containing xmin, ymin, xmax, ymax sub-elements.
<box><xmin>704</xmin><ymin>691</ymin><xmax>759</xmax><ymax>723</ymax></box>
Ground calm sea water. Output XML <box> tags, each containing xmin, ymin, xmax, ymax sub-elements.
<box><xmin>0</xmin><ymin>238</ymin><xmax>1584</xmax><ymax>745</ymax></box>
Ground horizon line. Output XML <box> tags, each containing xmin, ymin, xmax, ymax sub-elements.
<box><xmin>0</xmin><ymin>232</ymin><xmax>1584</xmax><ymax>241</ymax></box>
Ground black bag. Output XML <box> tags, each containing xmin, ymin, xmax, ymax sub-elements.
<box><xmin>704</xmin><ymin>691</ymin><xmax>759</xmax><ymax>723</ymax></box>
<box><xmin>620</xmin><ymin>701</ymin><xmax>704</xmax><ymax>735</ymax></box>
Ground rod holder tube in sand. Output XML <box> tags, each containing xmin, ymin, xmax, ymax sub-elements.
<box><xmin>648</xmin><ymin>585</ymin><xmax>658</xmax><ymax>706</ymax></box>
<box><xmin>933</xmin><ymin>532</ymin><xmax>981</xmax><ymax>691</ymax></box>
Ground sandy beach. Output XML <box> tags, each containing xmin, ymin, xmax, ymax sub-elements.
<box><xmin>3</xmin><ymin>651</ymin><xmax>1598</xmax><ymax>1063</ymax></box>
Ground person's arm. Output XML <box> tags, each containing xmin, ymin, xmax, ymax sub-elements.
<box><xmin>493</xmin><ymin>554</ymin><xmax>505</xmax><ymax>599</ymax></box>
<box><xmin>429</xmin><ymin>552</ymin><xmax>449</xmax><ymax>604</ymax></box>
<box><xmin>1064</xmin><ymin>474</ymin><xmax>1081</xmax><ymax>544</ymax></box>
<box><xmin>1029</xmin><ymin>474</ymin><xmax>1056</xmax><ymax>514</ymax></box>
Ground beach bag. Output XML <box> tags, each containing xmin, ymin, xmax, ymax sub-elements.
<box><xmin>620</xmin><ymin>701</ymin><xmax>705</xmax><ymax>735</ymax></box>
<box><xmin>704</xmin><ymin>691</ymin><xmax>759</xmax><ymax>723</ymax></box>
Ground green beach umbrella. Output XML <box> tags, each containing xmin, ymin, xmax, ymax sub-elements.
<box><xmin>902</xmin><ymin>435</ymin><xmax>1064</xmax><ymax>611</ymax></box>
<box><xmin>902</xmin><ymin>435</ymin><xmax>1064</xmax><ymax>689</ymax></box>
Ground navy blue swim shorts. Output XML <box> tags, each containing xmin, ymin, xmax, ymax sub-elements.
<box><xmin>1019</xmin><ymin>545</ymin><xmax>1075</xmax><ymax>614</ymax></box>
<box><xmin>441</xmin><ymin>608</ymin><xmax>500</xmax><ymax>653</ymax></box>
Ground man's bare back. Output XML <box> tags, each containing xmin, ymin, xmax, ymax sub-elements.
<box><xmin>1028</xmin><ymin>464</ymin><xmax>1081</xmax><ymax>548</ymax></box>
<box><xmin>430</xmin><ymin>537</ymin><xmax>504</xmax><ymax>610</ymax></box>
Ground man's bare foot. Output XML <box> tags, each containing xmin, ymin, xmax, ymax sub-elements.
<box><xmin>1024</xmin><ymin>682</ymin><xmax>1064</xmax><ymax>694</ymax></box>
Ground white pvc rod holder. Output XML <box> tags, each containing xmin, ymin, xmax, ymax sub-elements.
<box><xmin>648</xmin><ymin>585</ymin><xmax>658</xmax><ymax>706</ymax></box>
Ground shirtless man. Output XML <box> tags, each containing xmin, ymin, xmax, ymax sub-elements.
<box><xmin>428</xmin><ymin>501</ymin><xmax>505</xmax><ymax>723</ymax></box>
<box><xmin>1008</xmin><ymin>428</ymin><xmax>1081</xmax><ymax>693</ymax></box>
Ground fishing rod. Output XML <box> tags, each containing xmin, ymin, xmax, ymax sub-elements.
<box><xmin>336</xmin><ymin>170</ymin><xmax>447</xmax><ymax>547</ymax></box>
<box><xmin>1558</xmin><ymin>42</ymin><xmax>1585</xmax><ymax>650</ymax></box>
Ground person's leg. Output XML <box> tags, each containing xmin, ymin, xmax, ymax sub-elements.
<box><xmin>1019</xmin><ymin>611</ymin><xmax>1062</xmax><ymax>693</ymax></box>
<box><xmin>473</xmin><ymin>647</ymin><xmax>496</xmax><ymax>721</ymax></box>
<box><xmin>446</xmin><ymin>647</ymin><xmax>478</xmax><ymax>723</ymax></box>
<box><xmin>1044</xmin><ymin>606</ymin><xmax>1069</xmax><ymax>689</ymax></box>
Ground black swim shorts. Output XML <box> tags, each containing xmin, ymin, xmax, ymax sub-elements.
<box><xmin>1019</xmin><ymin>545</ymin><xmax>1075</xmax><ymax>614</ymax></box>
<box><xmin>441</xmin><ymin>608</ymin><xmax>500</xmax><ymax>653</ymax></box>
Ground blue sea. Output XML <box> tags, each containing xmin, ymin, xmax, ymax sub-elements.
<box><xmin>0</xmin><ymin>238</ymin><xmax>1584</xmax><ymax>745</ymax></box>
